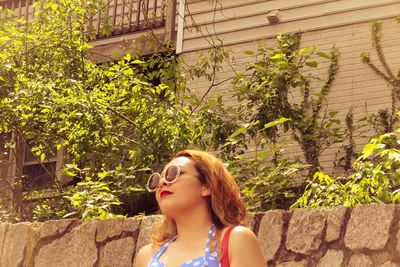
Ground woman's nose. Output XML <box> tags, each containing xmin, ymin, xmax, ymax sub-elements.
<box><xmin>158</xmin><ymin>177</ymin><xmax>168</xmax><ymax>188</ymax></box>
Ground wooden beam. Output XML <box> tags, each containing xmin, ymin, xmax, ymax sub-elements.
<box><xmin>112</xmin><ymin>0</ymin><xmax>118</xmax><ymax>30</ymax></box>
<box><xmin>7</xmin><ymin>132</ymin><xmax>25</xmax><ymax>211</ymax></box>
<box><xmin>164</xmin><ymin>0</ymin><xmax>176</xmax><ymax>42</ymax></box>
<box><xmin>56</xmin><ymin>147</ymin><xmax>68</xmax><ymax>184</ymax></box>
<box><xmin>136</xmin><ymin>0</ymin><xmax>142</xmax><ymax>29</ymax></box>
<box><xmin>144</xmin><ymin>0</ymin><xmax>149</xmax><ymax>25</ymax></box>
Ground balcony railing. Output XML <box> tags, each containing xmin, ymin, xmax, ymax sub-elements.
<box><xmin>0</xmin><ymin>0</ymin><xmax>170</xmax><ymax>39</ymax></box>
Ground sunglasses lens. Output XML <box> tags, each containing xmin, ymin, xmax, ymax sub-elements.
<box><xmin>165</xmin><ymin>165</ymin><xmax>179</xmax><ymax>182</ymax></box>
<box><xmin>147</xmin><ymin>173</ymin><xmax>160</xmax><ymax>191</ymax></box>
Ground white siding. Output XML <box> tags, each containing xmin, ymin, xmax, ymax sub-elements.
<box><xmin>180</xmin><ymin>13</ymin><xmax>400</xmax><ymax>174</ymax></box>
<box><xmin>181</xmin><ymin>0</ymin><xmax>400</xmax><ymax>52</ymax></box>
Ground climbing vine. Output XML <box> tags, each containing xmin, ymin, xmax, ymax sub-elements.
<box><xmin>361</xmin><ymin>19</ymin><xmax>400</xmax><ymax>133</ymax></box>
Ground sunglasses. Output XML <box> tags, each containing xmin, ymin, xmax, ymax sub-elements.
<box><xmin>147</xmin><ymin>165</ymin><xmax>181</xmax><ymax>192</ymax></box>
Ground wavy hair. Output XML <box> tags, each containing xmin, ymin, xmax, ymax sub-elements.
<box><xmin>151</xmin><ymin>149</ymin><xmax>247</xmax><ymax>247</ymax></box>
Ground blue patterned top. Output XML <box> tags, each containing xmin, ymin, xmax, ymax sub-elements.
<box><xmin>148</xmin><ymin>224</ymin><xmax>220</xmax><ymax>267</ymax></box>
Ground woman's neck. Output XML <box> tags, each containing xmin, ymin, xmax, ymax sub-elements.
<box><xmin>173</xmin><ymin>211</ymin><xmax>213</xmax><ymax>244</ymax></box>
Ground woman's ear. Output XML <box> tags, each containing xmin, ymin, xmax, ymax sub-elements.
<box><xmin>201</xmin><ymin>186</ymin><xmax>211</xmax><ymax>197</ymax></box>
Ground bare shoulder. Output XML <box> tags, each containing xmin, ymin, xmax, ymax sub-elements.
<box><xmin>134</xmin><ymin>244</ymin><xmax>155</xmax><ymax>267</ymax></box>
<box><xmin>230</xmin><ymin>225</ymin><xmax>257</xmax><ymax>239</ymax></box>
<box><xmin>229</xmin><ymin>225</ymin><xmax>260</xmax><ymax>247</ymax></box>
<box><xmin>229</xmin><ymin>226</ymin><xmax>266</xmax><ymax>267</ymax></box>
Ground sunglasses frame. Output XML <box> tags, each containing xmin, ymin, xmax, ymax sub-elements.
<box><xmin>146</xmin><ymin>165</ymin><xmax>181</xmax><ymax>192</ymax></box>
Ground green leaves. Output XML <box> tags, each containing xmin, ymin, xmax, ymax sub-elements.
<box><xmin>298</xmin><ymin>46</ymin><xmax>315</xmax><ymax>56</ymax></box>
<box><xmin>0</xmin><ymin>0</ymin><xmax>197</xmax><ymax>221</ymax></box>
<box><xmin>232</xmin><ymin>32</ymin><xmax>341</xmax><ymax>176</ymax></box>
<box><xmin>264</xmin><ymin>118</ymin><xmax>290</xmax><ymax>129</ymax></box>
<box><xmin>317</xmin><ymin>51</ymin><xmax>331</xmax><ymax>59</ymax></box>
<box><xmin>270</xmin><ymin>54</ymin><xmax>285</xmax><ymax>61</ymax></box>
<box><xmin>65</xmin><ymin>178</ymin><xmax>123</xmax><ymax>219</ymax></box>
<box><xmin>229</xmin><ymin>150</ymin><xmax>307</xmax><ymax>211</ymax></box>
<box><xmin>228</xmin><ymin>126</ymin><xmax>246</xmax><ymax>140</ymax></box>
<box><xmin>362</xmin><ymin>143</ymin><xmax>379</xmax><ymax>158</ymax></box>
<box><xmin>305</xmin><ymin>61</ymin><xmax>318</xmax><ymax>68</ymax></box>
<box><xmin>191</xmin><ymin>32</ymin><xmax>343</xmax><ymax>210</ymax></box>
<box><xmin>294</xmin><ymin>129</ymin><xmax>400</xmax><ymax>208</ymax></box>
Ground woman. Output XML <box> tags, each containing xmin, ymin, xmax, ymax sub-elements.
<box><xmin>135</xmin><ymin>149</ymin><xmax>266</xmax><ymax>267</ymax></box>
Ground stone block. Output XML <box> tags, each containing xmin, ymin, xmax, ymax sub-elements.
<box><xmin>277</xmin><ymin>259</ymin><xmax>308</xmax><ymax>267</ymax></box>
<box><xmin>39</xmin><ymin>219</ymin><xmax>75</xmax><ymax>239</ymax></box>
<box><xmin>374</xmin><ymin>251</ymin><xmax>393</xmax><ymax>266</ymax></box>
<box><xmin>99</xmin><ymin>237</ymin><xmax>135</xmax><ymax>267</ymax></box>
<box><xmin>1</xmin><ymin>223</ymin><xmax>33</xmax><ymax>267</ymax></box>
<box><xmin>396</xmin><ymin>220</ymin><xmax>400</xmax><ymax>254</ymax></box>
<box><xmin>348</xmin><ymin>253</ymin><xmax>374</xmax><ymax>267</ymax></box>
<box><xmin>324</xmin><ymin>206</ymin><xmax>347</xmax><ymax>242</ymax></box>
<box><xmin>316</xmin><ymin>249</ymin><xmax>344</xmax><ymax>267</ymax></box>
<box><xmin>34</xmin><ymin>221</ymin><xmax>98</xmax><ymax>267</ymax></box>
<box><xmin>96</xmin><ymin>217</ymin><xmax>124</xmax><ymax>243</ymax></box>
<box><xmin>0</xmin><ymin>223</ymin><xmax>10</xmax><ymax>261</ymax></box>
<box><xmin>122</xmin><ymin>217</ymin><xmax>141</xmax><ymax>233</ymax></box>
<box><xmin>135</xmin><ymin>215</ymin><xmax>162</xmax><ymax>252</ymax></box>
<box><xmin>243</xmin><ymin>212</ymin><xmax>255</xmax><ymax>230</ymax></box>
<box><xmin>345</xmin><ymin>204</ymin><xmax>395</xmax><ymax>250</ymax></box>
<box><xmin>257</xmin><ymin>210</ymin><xmax>284</xmax><ymax>261</ymax></box>
<box><xmin>286</xmin><ymin>209</ymin><xmax>326</xmax><ymax>255</ymax></box>
<box><xmin>381</xmin><ymin>261</ymin><xmax>400</xmax><ymax>267</ymax></box>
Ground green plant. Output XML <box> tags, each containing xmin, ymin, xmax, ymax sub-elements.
<box><xmin>333</xmin><ymin>108</ymin><xmax>368</xmax><ymax>174</ymax></box>
<box><xmin>220</xmin><ymin>117</ymin><xmax>307</xmax><ymax>210</ymax></box>
<box><xmin>0</xmin><ymin>0</ymin><xmax>196</xmax><ymax>221</ymax></box>
<box><xmin>232</xmin><ymin>33</ymin><xmax>341</xmax><ymax>176</ymax></box>
<box><xmin>293</xmin><ymin>122</ymin><xmax>400</xmax><ymax>208</ymax></box>
<box><xmin>30</xmin><ymin>193</ymin><xmax>72</xmax><ymax>222</ymax></box>
<box><xmin>228</xmin><ymin>148</ymin><xmax>306</xmax><ymax>211</ymax></box>
<box><xmin>361</xmin><ymin>19</ymin><xmax>400</xmax><ymax>133</ymax></box>
<box><xmin>64</xmin><ymin>178</ymin><xmax>122</xmax><ymax>219</ymax></box>
<box><xmin>189</xmin><ymin>33</ymin><xmax>343</xmax><ymax>209</ymax></box>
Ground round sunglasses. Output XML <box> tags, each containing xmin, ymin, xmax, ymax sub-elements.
<box><xmin>147</xmin><ymin>165</ymin><xmax>181</xmax><ymax>192</ymax></box>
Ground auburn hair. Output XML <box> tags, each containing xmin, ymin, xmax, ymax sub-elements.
<box><xmin>150</xmin><ymin>149</ymin><xmax>247</xmax><ymax>247</ymax></box>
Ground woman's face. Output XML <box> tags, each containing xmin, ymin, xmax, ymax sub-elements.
<box><xmin>155</xmin><ymin>156</ymin><xmax>210</xmax><ymax>217</ymax></box>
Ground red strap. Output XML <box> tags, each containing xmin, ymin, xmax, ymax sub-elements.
<box><xmin>221</xmin><ymin>226</ymin><xmax>236</xmax><ymax>267</ymax></box>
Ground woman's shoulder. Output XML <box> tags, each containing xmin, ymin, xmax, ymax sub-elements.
<box><xmin>134</xmin><ymin>243</ymin><xmax>157</xmax><ymax>267</ymax></box>
<box><xmin>224</xmin><ymin>225</ymin><xmax>258</xmax><ymax>245</ymax></box>
<box><xmin>221</xmin><ymin>225</ymin><xmax>255</xmax><ymax>239</ymax></box>
<box><xmin>219</xmin><ymin>225</ymin><xmax>260</xmax><ymax>253</ymax></box>
<box><xmin>226</xmin><ymin>225</ymin><xmax>266</xmax><ymax>267</ymax></box>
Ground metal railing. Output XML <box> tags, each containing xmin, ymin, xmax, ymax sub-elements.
<box><xmin>0</xmin><ymin>0</ymin><xmax>167</xmax><ymax>38</ymax></box>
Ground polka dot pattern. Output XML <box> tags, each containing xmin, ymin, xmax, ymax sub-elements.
<box><xmin>147</xmin><ymin>224</ymin><xmax>220</xmax><ymax>267</ymax></box>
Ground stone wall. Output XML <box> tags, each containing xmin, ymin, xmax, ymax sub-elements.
<box><xmin>1</xmin><ymin>204</ymin><xmax>400</xmax><ymax>266</ymax></box>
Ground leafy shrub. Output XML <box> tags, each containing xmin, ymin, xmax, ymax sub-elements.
<box><xmin>293</xmin><ymin>126</ymin><xmax>400</xmax><ymax>208</ymax></box>
<box><xmin>228</xmin><ymin>148</ymin><xmax>307</xmax><ymax>211</ymax></box>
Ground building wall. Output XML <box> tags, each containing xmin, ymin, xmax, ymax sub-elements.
<box><xmin>0</xmin><ymin>204</ymin><xmax>399</xmax><ymax>266</ymax></box>
<box><xmin>179</xmin><ymin>0</ymin><xmax>400</xmax><ymax>173</ymax></box>
<box><xmin>181</xmin><ymin>0</ymin><xmax>400</xmax><ymax>52</ymax></box>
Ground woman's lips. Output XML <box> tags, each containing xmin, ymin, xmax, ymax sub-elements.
<box><xmin>160</xmin><ymin>190</ymin><xmax>173</xmax><ymax>198</ymax></box>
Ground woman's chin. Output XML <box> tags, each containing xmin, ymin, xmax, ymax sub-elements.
<box><xmin>159</xmin><ymin>203</ymin><xmax>177</xmax><ymax>217</ymax></box>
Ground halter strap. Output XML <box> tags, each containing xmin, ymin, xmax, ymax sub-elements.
<box><xmin>154</xmin><ymin>236</ymin><xmax>177</xmax><ymax>259</ymax></box>
<box><xmin>220</xmin><ymin>225</ymin><xmax>236</xmax><ymax>267</ymax></box>
<box><xmin>154</xmin><ymin>224</ymin><xmax>217</xmax><ymax>260</ymax></box>
<box><xmin>205</xmin><ymin>224</ymin><xmax>216</xmax><ymax>250</ymax></box>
